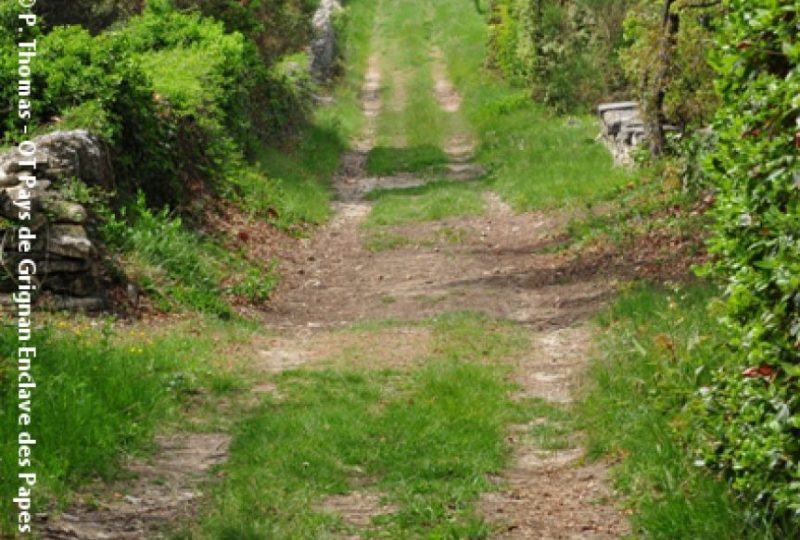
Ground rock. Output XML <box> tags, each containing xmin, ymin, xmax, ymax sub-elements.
<box><xmin>309</xmin><ymin>0</ymin><xmax>343</xmax><ymax>82</ymax></box>
<box><xmin>41</xmin><ymin>256</ymin><xmax>91</xmax><ymax>274</ymax></box>
<box><xmin>46</xmin><ymin>295</ymin><xmax>105</xmax><ymax>312</ymax></box>
<box><xmin>597</xmin><ymin>102</ymin><xmax>644</xmax><ymax>167</ymax></box>
<box><xmin>312</xmin><ymin>94</ymin><xmax>336</xmax><ymax>106</ymax></box>
<box><xmin>597</xmin><ymin>102</ymin><xmax>681</xmax><ymax>166</ymax></box>
<box><xmin>47</xmin><ymin>224</ymin><xmax>93</xmax><ymax>259</ymax></box>
<box><xmin>0</xmin><ymin>169</ymin><xmax>18</xmax><ymax>187</ymax></box>
<box><xmin>41</xmin><ymin>199</ymin><xmax>88</xmax><ymax>224</ymax></box>
<box><xmin>0</xmin><ymin>131</ymin><xmax>110</xmax><ymax>312</ymax></box>
<box><xmin>0</xmin><ymin>130</ymin><xmax>113</xmax><ymax>189</ymax></box>
<box><xmin>46</xmin><ymin>273</ymin><xmax>100</xmax><ymax>297</ymax></box>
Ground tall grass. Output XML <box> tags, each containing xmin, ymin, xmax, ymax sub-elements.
<box><xmin>579</xmin><ymin>285</ymin><xmax>775</xmax><ymax>539</ymax></box>
<box><xmin>0</xmin><ymin>319</ymin><xmax>250</xmax><ymax>535</ymax></box>
<box><xmin>100</xmin><ymin>193</ymin><xmax>279</xmax><ymax>315</ymax></box>
<box><xmin>431</xmin><ymin>0</ymin><xmax>632</xmax><ymax>210</ymax></box>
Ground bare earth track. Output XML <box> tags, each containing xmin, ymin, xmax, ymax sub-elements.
<box><xmin>259</xmin><ymin>46</ymin><xmax>630</xmax><ymax>539</ymax></box>
<box><xmin>39</xmin><ymin>19</ymin><xmax>630</xmax><ymax>540</ymax></box>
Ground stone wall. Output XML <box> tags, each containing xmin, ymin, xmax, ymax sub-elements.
<box><xmin>0</xmin><ymin>130</ymin><xmax>113</xmax><ymax>311</ymax></box>
<box><xmin>309</xmin><ymin>0</ymin><xmax>343</xmax><ymax>82</ymax></box>
<box><xmin>597</xmin><ymin>101</ymin><xmax>645</xmax><ymax>167</ymax></box>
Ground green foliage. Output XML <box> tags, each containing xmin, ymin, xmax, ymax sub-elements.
<box><xmin>620</xmin><ymin>0</ymin><xmax>721</xmax><ymax>129</ymax></box>
<box><xmin>427</xmin><ymin>0</ymin><xmax>632</xmax><ymax>210</ymax></box>
<box><xmin>1</xmin><ymin>0</ymin><xmax>311</xmax><ymax>210</ymax></box>
<box><xmin>486</xmin><ymin>0</ymin><xmax>631</xmax><ymax>112</ymax></box>
<box><xmin>98</xmin><ymin>192</ymin><xmax>281</xmax><ymax>312</ymax></box>
<box><xmin>99</xmin><ymin>193</ymin><xmax>233</xmax><ymax>316</ymax></box>
<box><xmin>34</xmin><ymin>0</ymin><xmax>143</xmax><ymax>33</ymax></box>
<box><xmin>695</xmin><ymin>0</ymin><xmax>800</xmax><ymax>526</ymax></box>
<box><xmin>172</xmin><ymin>0</ymin><xmax>317</xmax><ymax>64</ymax></box>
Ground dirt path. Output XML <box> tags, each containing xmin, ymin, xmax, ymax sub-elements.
<box><xmin>41</xmin><ymin>434</ymin><xmax>230</xmax><ymax>539</ymax></box>
<box><xmin>259</xmin><ymin>41</ymin><xmax>629</xmax><ymax>539</ymax></box>
<box><xmin>39</xmin><ymin>14</ymin><xmax>629</xmax><ymax>540</ymax></box>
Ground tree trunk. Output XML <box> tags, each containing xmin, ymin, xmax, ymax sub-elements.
<box><xmin>649</xmin><ymin>0</ymin><xmax>680</xmax><ymax>156</ymax></box>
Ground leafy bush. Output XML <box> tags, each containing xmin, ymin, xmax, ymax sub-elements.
<box><xmin>1</xmin><ymin>0</ymin><xmax>311</xmax><ymax>208</ymax></box>
<box><xmin>695</xmin><ymin>0</ymin><xmax>800</xmax><ymax>527</ymax></box>
<box><xmin>620</xmin><ymin>0</ymin><xmax>721</xmax><ymax>130</ymax></box>
<box><xmin>486</xmin><ymin>0</ymin><xmax>631</xmax><ymax>112</ymax></box>
<box><xmin>580</xmin><ymin>285</ymin><xmax>775</xmax><ymax>538</ymax></box>
<box><xmin>172</xmin><ymin>0</ymin><xmax>317</xmax><ymax>64</ymax></box>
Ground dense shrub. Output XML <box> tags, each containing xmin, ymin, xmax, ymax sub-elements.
<box><xmin>693</xmin><ymin>0</ymin><xmax>800</xmax><ymax>527</ymax></box>
<box><xmin>486</xmin><ymin>0</ymin><xmax>631</xmax><ymax>112</ymax></box>
<box><xmin>33</xmin><ymin>0</ymin><xmax>143</xmax><ymax>34</ymax></box>
<box><xmin>620</xmin><ymin>0</ymin><xmax>721</xmax><ymax>131</ymax></box>
<box><xmin>0</xmin><ymin>0</ymin><xmax>310</xmax><ymax>208</ymax></box>
<box><xmin>172</xmin><ymin>0</ymin><xmax>317</xmax><ymax>64</ymax></box>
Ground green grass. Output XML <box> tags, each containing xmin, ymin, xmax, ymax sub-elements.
<box><xmin>100</xmin><ymin>194</ymin><xmax>278</xmax><ymax>315</ymax></box>
<box><xmin>373</xmin><ymin>0</ymin><xmax>443</xmax><ymax>149</ymax></box>
<box><xmin>182</xmin><ymin>312</ymin><xmax>533</xmax><ymax>538</ymax></box>
<box><xmin>578</xmin><ymin>284</ymin><xmax>776</xmax><ymax>539</ymax></box>
<box><xmin>0</xmin><ymin>317</ymin><xmax>255</xmax><ymax>536</ymax></box>
<box><xmin>364</xmin><ymin>181</ymin><xmax>484</xmax><ymax>228</ymax></box>
<box><xmin>236</xmin><ymin>124</ymin><xmax>344</xmax><ymax>229</ymax></box>
<box><xmin>365</xmin><ymin>145</ymin><xmax>450</xmax><ymax>176</ymax></box>
<box><xmin>363</xmin><ymin>230</ymin><xmax>412</xmax><ymax>252</ymax></box>
<box><xmin>428</xmin><ymin>1</ymin><xmax>631</xmax><ymax>211</ymax></box>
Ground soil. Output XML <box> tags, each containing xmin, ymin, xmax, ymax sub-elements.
<box><xmin>431</xmin><ymin>47</ymin><xmax>463</xmax><ymax>113</ymax></box>
<box><xmin>40</xmin><ymin>434</ymin><xmax>230</xmax><ymax>540</ymax></box>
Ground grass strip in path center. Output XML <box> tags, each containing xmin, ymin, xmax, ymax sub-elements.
<box><xmin>182</xmin><ymin>312</ymin><xmax>554</xmax><ymax>539</ymax></box>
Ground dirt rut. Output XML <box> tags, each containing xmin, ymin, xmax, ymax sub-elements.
<box><xmin>41</xmin><ymin>434</ymin><xmax>229</xmax><ymax>539</ymax></box>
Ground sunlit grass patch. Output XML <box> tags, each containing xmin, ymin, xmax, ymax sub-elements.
<box><xmin>0</xmin><ymin>316</ymin><xmax>255</xmax><ymax>534</ymax></box>
<box><xmin>364</xmin><ymin>181</ymin><xmax>484</xmax><ymax>228</ymax></box>
<box><xmin>186</xmin><ymin>312</ymin><xmax>532</xmax><ymax>538</ymax></box>
<box><xmin>365</xmin><ymin>144</ymin><xmax>450</xmax><ymax>176</ymax></box>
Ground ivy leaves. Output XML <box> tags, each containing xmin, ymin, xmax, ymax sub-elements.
<box><xmin>698</xmin><ymin>0</ymin><xmax>800</xmax><ymax>525</ymax></box>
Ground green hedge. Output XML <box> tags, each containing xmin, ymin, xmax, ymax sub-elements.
<box><xmin>696</xmin><ymin>0</ymin><xmax>800</xmax><ymax>528</ymax></box>
<box><xmin>0</xmin><ymin>0</ymin><xmax>308</xmax><ymax>208</ymax></box>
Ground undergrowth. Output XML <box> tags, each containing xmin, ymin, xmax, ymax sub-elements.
<box><xmin>0</xmin><ymin>317</ymin><xmax>253</xmax><ymax>535</ymax></box>
<box><xmin>579</xmin><ymin>285</ymin><xmax>777</xmax><ymax>539</ymax></box>
<box><xmin>431</xmin><ymin>2</ymin><xmax>631</xmax><ymax>211</ymax></box>
<box><xmin>99</xmin><ymin>193</ymin><xmax>279</xmax><ymax>316</ymax></box>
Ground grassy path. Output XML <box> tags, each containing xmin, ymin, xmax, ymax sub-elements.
<box><xmin>40</xmin><ymin>0</ymin><xmax>634</xmax><ymax>538</ymax></box>
<box><xmin>186</xmin><ymin>0</ymin><xmax>630</xmax><ymax>537</ymax></box>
